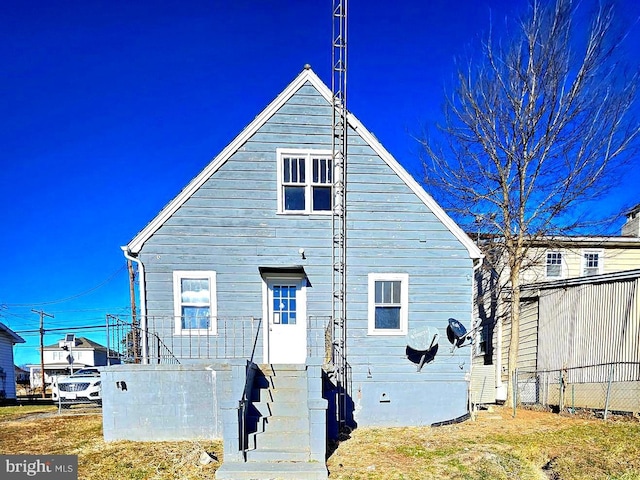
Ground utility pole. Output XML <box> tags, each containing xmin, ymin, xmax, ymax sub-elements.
<box><xmin>32</xmin><ymin>309</ymin><xmax>54</xmax><ymax>399</ymax></box>
<box><xmin>127</xmin><ymin>259</ymin><xmax>139</xmax><ymax>363</ymax></box>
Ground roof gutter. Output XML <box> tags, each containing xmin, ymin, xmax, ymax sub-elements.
<box><xmin>121</xmin><ymin>246</ymin><xmax>148</xmax><ymax>364</ymax></box>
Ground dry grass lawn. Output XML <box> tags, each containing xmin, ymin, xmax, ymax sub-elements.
<box><xmin>0</xmin><ymin>405</ymin><xmax>221</xmax><ymax>479</ymax></box>
<box><xmin>1</xmin><ymin>404</ymin><xmax>639</xmax><ymax>479</ymax></box>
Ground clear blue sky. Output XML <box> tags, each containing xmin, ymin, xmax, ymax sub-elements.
<box><xmin>2</xmin><ymin>0</ymin><xmax>639</xmax><ymax>366</ymax></box>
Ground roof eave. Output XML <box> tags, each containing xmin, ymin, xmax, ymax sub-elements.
<box><xmin>127</xmin><ymin>67</ymin><xmax>325</xmax><ymax>254</ymax></box>
<box><xmin>347</xmin><ymin>114</ymin><xmax>483</xmax><ymax>260</ymax></box>
<box><xmin>0</xmin><ymin>323</ymin><xmax>25</xmax><ymax>344</ymax></box>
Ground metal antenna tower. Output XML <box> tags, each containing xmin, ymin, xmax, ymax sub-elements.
<box><xmin>331</xmin><ymin>0</ymin><xmax>349</xmax><ymax>427</ymax></box>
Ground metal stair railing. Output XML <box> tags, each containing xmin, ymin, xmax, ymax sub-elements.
<box><xmin>238</xmin><ymin>318</ymin><xmax>263</xmax><ymax>461</ymax></box>
<box><xmin>106</xmin><ymin>315</ymin><xmax>263</xmax><ymax>364</ymax></box>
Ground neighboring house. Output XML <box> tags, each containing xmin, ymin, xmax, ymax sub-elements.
<box><xmin>0</xmin><ymin>323</ymin><xmax>25</xmax><ymax>404</ymax></box>
<box><xmin>514</xmin><ymin>269</ymin><xmax>640</xmax><ymax>413</ymax></box>
<box><xmin>15</xmin><ymin>365</ymin><xmax>29</xmax><ymax>384</ymax></box>
<box><xmin>28</xmin><ymin>336</ymin><xmax>119</xmax><ymax>389</ymax></box>
<box><xmin>472</xmin><ymin>206</ymin><xmax>640</xmax><ymax>404</ymax></box>
<box><xmin>106</xmin><ymin>66</ymin><xmax>482</xmax><ymax>479</ymax></box>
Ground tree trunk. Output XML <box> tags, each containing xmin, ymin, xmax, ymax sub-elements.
<box><xmin>506</xmin><ymin>262</ymin><xmax>521</xmax><ymax>405</ymax></box>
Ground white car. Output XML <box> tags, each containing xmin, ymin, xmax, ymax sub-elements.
<box><xmin>51</xmin><ymin>368</ymin><xmax>102</xmax><ymax>407</ymax></box>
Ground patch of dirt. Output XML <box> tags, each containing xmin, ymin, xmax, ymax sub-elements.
<box><xmin>542</xmin><ymin>457</ymin><xmax>561</xmax><ymax>479</ymax></box>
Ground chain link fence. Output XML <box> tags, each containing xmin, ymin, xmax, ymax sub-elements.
<box><xmin>514</xmin><ymin>362</ymin><xmax>640</xmax><ymax>419</ymax></box>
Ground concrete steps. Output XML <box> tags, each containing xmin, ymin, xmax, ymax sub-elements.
<box><xmin>248</xmin><ymin>430</ymin><xmax>310</xmax><ymax>451</ymax></box>
<box><xmin>216</xmin><ymin>363</ymin><xmax>328</xmax><ymax>480</ymax></box>
<box><xmin>215</xmin><ymin>461</ymin><xmax>327</xmax><ymax>480</ymax></box>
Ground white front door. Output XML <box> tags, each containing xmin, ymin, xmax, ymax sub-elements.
<box><xmin>263</xmin><ymin>277</ymin><xmax>307</xmax><ymax>364</ymax></box>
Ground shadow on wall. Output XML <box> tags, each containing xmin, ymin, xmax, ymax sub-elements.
<box><xmin>323</xmin><ymin>370</ymin><xmax>356</xmax><ymax>446</ymax></box>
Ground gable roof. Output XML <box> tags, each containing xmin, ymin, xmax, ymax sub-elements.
<box><xmin>125</xmin><ymin>66</ymin><xmax>482</xmax><ymax>260</ymax></box>
<box><xmin>44</xmin><ymin>336</ymin><xmax>107</xmax><ymax>351</ymax></box>
<box><xmin>0</xmin><ymin>322</ymin><xmax>25</xmax><ymax>344</ymax></box>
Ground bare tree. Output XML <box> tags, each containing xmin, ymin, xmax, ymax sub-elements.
<box><xmin>421</xmin><ymin>0</ymin><xmax>640</xmax><ymax>403</ymax></box>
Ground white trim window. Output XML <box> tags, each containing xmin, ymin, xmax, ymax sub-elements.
<box><xmin>277</xmin><ymin>149</ymin><xmax>332</xmax><ymax>214</ymax></box>
<box><xmin>545</xmin><ymin>251</ymin><xmax>564</xmax><ymax>279</ymax></box>
<box><xmin>368</xmin><ymin>273</ymin><xmax>409</xmax><ymax>335</ymax></box>
<box><xmin>173</xmin><ymin>271</ymin><xmax>217</xmax><ymax>334</ymax></box>
<box><xmin>582</xmin><ymin>250</ymin><xmax>603</xmax><ymax>276</ymax></box>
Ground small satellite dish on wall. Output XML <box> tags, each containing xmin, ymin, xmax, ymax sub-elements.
<box><xmin>447</xmin><ymin>318</ymin><xmax>470</xmax><ymax>349</ymax></box>
<box><xmin>406</xmin><ymin>326</ymin><xmax>440</xmax><ymax>372</ymax></box>
<box><xmin>408</xmin><ymin>326</ymin><xmax>439</xmax><ymax>352</ymax></box>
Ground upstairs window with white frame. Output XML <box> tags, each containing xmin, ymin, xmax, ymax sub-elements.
<box><xmin>173</xmin><ymin>271</ymin><xmax>217</xmax><ymax>334</ymax></box>
<box><xmin>545</xmin><ymin>251</ymin><xmax>563</xmax><ymax>279</ymax></box>
<box><xmin>368</xmin><ymin>273</ymin><xmax>409</xmax><ymax>335</ymax></box>
<box><xmin>278</xmin><ymin>150</ymin><xmax>332</xmax><ymax>214</ymax></box>
<box><xmin>582</xmin><ymin>250</ymin><xmax>603</xmax><ymax>276</ymax></box>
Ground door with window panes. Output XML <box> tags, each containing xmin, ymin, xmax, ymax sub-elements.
<box><xmin>265</xmin><ymin>277</ymin><xmax>307</xmax><ymax>364</ymax></box>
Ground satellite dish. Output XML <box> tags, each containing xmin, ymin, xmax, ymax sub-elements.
<box><xmin>448</xmin><ymin>318</ymin><xmax>467</xmax><ymax>339</ymax></box>
<box><xmin>447</xmin><ymin>318</ymin><xmax>469</xmax><ymax>348</ymax></box>
<box><xmin>408</xmin><ymin>326</ymin><xmax>440</xmax><ymax>351</ymax></box>
<box><xmin>406</xmin><ymin>326</ymin><xmax>440</xmax><ymax>372</ymax></box>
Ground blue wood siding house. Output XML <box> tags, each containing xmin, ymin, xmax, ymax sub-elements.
<box><xmin>113</xmin><ymin>67</ymin><xmax>481</xmax><ymax>468</ymax></box>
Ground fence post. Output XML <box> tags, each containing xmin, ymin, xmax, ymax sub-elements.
<box><xmin>604</xmin><ymin>363</ymin><xmax>615</xmax><ymax>421</ymax></box>
<box><xmin>545</xmin><ymin>371</ymin><xmax>550</xmax><ymax>407</ymax></box>
<box><xmin>558</xmin><ymin>372</ymin><xmax>564</xmax><ymax>413</ymax></box>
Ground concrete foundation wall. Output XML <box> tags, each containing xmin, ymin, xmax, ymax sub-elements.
<box><xmin>102</xmin><ymin>363</ymin><xmax>232</xmax><ymax>442</ymax></box>
<box><xmin>354</xmin><ymin>378</ymin><xmax>469</xmax><ymax>427</ymax></box>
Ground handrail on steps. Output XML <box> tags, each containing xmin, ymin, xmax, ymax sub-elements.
<box><xmin>239</xmin><ymin>317</ymin><xmax>262</xmax><ymax>461</ymax></box>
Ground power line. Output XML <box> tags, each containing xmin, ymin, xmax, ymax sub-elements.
<box><xmin>14</xmin><ymin>324</ymin><xmax>108</xmax><ymax>335</ymax></box>
<box><xmin>2</xmin><ymin>264</ymin><xmax>127</xmax><ymax>307</ymax></box>
<box><xmin>13</xmin><ymin>308</ymin><xmax>126</xmax><ymax>316</ymax></box>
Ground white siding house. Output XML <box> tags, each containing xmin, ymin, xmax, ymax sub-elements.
<box><xmin>28</xmin><ymin>336</ymin><xmax>118</xmax><ymax>389</ymax></box>
<box><xmin>0</xmin><ymin>323</ymin><xmax>25</xmax><ymax>403</ymax></box>
<box><xmin>472</xmin><ymin>207</ymin><xmax>640</xmax><ymax>404</ymax></box>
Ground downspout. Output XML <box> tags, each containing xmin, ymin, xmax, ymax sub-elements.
<box><xmin>495</xmin><ymin>269</ymin><xmax>506</xmax><ymax>402</ymax></box>
<box><xmin>121</xmin><ymin>246</ymin><xmax>148</xmax><ymax>364</ymax></box>
<box><xmin>471</xmin><ymin>257</ymin><xmax>484</xmax><ymax>365</ymax></box>
<box><xmin>468</xmin><ymin>257</ymin><xmax>484</xmax><ymax>411</ymax></box>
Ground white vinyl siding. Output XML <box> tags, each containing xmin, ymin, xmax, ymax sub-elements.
<box><xmin>173</xmin><ymin>271</ymin><xmax>217</xmax><ymax>334</ymax></box>
<box><xmin>0</xmin><ymin>335</ymin><xmax>18</xmax><ymax>400</ymax></box>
